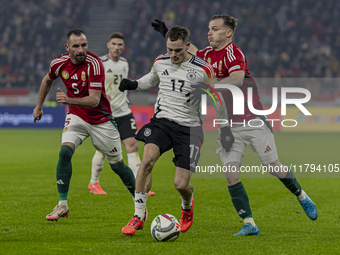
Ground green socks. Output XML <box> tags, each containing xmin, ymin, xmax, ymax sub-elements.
<box><xmin>56</xmin><ymin>145</ymin><xmax>73</xmax><ymax>200</ymax></box>
<box><xmin>111</xmin><ymin>161</ymin><xmax>136</xmax><ymax>197</ymax></box>
<box><xmin>279</xmin><ymin>168</ymin><xmax>302</xmax><ymax>196</ymax></box>
<box><xmin>228</xmin><ymin>181</ymin><xmax>252</xmax><ymax>219</ymax></box>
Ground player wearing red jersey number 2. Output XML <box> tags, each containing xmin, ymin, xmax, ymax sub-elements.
<box><xmin>152</xmin><ymin>15</ymin><xmax>318</xmax><ymax>236</ymax></box>
<box><xmin>33</xmin><ymin>29</ymin><xmax>136</xmax><ymax>222</ymax></box>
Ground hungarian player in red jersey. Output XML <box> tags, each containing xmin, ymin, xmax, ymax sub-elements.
<box><xmin>152</xmin><ymin>15</ymin><xmax>318</xmax><ymax>236</ymax></box>
<box><xmin>33</xmin><ymin>29</ymin><xmax>136</xmax><ymax>221</ymax></box>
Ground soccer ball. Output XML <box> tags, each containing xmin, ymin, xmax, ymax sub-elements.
<box><xmin>150</xmin><ymin>214</ymin><xmax>181</xmax><ymax>242</ymax></box>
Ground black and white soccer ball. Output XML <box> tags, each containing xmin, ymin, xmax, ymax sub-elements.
<box><xmin>150</xmin><ymin>214</ymin><xmax>181</xmax><ymax>242</ymax></box>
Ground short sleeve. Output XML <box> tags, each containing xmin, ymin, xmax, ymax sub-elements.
<box><xmin>225</xmin><ymin>47</ymin><xmax>246</xmax><ymax>75</ymax></box>
<box><xmin>88</xmin><ymin>59</ymin><xmax>105</xmax><ymax>90</ymax></box>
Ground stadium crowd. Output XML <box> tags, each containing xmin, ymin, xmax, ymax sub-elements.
<box><xmin>0</xmin><ymin>0</ymin><xmax>339</xmax><ymax>91</ymax></box>
<box><xmin>0</xmin><ymin>0</ymin><xmax>90</xmax><ymax>90</ymax></box>
<box><xmin>123</xmin><ymin>0</ymin><xmax>340</xmax><ymax>81</ymax></box>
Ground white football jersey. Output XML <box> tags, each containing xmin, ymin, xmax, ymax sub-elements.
<box><xmin>137</xmin><ymin>53</ymin><xmax>215</xmax><ymax>127</ymax></box>
<box><xmin>100</xmin><ymin>54</ymin><xmax>130</xmax><ymax>117</ymax></box>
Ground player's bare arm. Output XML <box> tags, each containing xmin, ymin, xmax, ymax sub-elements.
<box><xmin>33</xmin><ymin>73</ymin><xmax>54</xmax><ymax>122</ymax></box>
<box><xmin>56</xmin><ymin>88</ymin><xmax>101</xmax><ymax>108</ymax></box>
<box><xmin>188</xmin><ymin>43</ymin><xmax>198</xmax><ymax>55</ymax></box>
<box><xmin>214</xmin><ymin>70</ymin><xmax>245</xmax><ymax>91</ymax></box>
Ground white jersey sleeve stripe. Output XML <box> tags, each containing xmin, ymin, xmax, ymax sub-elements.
<box><xmin>87</xmin><ymin>55</ymin><xmax>101</xmax><ymax>75</ymax></box>
<box><xmin>50</xmin><ymin>56</ymin><xmax>69</xmax><ymax>68</ymax></box>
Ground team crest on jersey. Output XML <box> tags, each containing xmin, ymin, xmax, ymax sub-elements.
<box><xmin>62</xmin><ymin>127</ymin><xmax>68</xmax><ymax>133</ymax></box>
<box><xmin>207</xmin><ymin>58</ymin><xmax>211</xmax><ymax>64</ymax></box>
<box><xmin>186</xmin><ymin>69</ymin><xmax>197</xmax><ymax>81</ymax></box>
<box><xmin>218</xmin><ymin>60</ymin><xmax>223</xmax><ymax>71</ymax></box>
<box><xmin>81</xmin><ymin>71</ymin><xmax>86</xmax><ymax>81</ymax></box>
<box><xmin>62</xmin><ymin>71</ymin><xmax>69</xmax><ymax>79</ymax></box>
<box><xmin>144</xmin><ymin>128</ymin><xmax>152</xmax><ymax>137</ymax></box>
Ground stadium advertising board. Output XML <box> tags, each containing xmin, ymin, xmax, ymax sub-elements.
<box><xmin>282</xmin><ymin>106</ymin><xmax>340</xmax><ymax>132</ymax></box>
<box><xmin>0</xmin><ymin>106</ymin><xmax>66</xmax><ymax>128</ymax></box>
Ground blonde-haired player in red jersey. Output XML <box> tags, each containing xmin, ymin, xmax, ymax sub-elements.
<box><xmin>33</xmin><ymin>29</ymin><xmax>136</xmax><ymax>221</ymax></box>
<box><xmin>119</xmin><ymin>26</ymin><xmax>220</xmax><ymax>236</ymax></box>
<box><xmin>152</xmin><ymin>15</ymin><xmax>318</xmax><ymax>236</ymax></box>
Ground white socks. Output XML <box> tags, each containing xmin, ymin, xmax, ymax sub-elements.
<box><xmin>244</xmin><ymin>217</ymin><xmax>256</xmax><ymax>227</ymax></box>
<box><xmin>58</xmin><ymin>200</ymin><xmax>68</xmax><ymax>207</ymax></box>
<box><xmin>134</xmin><ymin>191</ymin><xmax>148</xmax><ymax>219</ymax></box>
<box><xmin>127</xmin><ymin>152</ymin><xmax>141</xmax><ymax>178</ymax></box>
<box><xmin>181</xmin><ymin>193</ymin><xmax>193</xmax><ymax>210</ymax></box>
<box><xmin>90</xmin><ymin>150</ymin><xmax>105</xmax><ymax>184</ymax></box>
<box><xmin>90</xmin><ymin>151</ymin><xmax>140</xmax><ymax>184</ymax></box>
<box><xmin>296</xmin><ymin>190</ymin><xmax>306</xmax><ymax>201</ymax></box>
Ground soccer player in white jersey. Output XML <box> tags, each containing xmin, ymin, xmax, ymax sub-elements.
<box><xmin>152</xmin><ymin>15</ymin><xmax>318</xmax><ymax>236</ymax></box>
<box><xmin>119</xmin><ymin>26</ymin><xmax>216</xmax><ymax>235</ymax></box>
<box><xmin>88</xmin><ymin>32</ymin><xmax>155</xmax><ymax>196</ymax></box>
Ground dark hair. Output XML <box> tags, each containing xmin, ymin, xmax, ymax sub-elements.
<box><xmin>165</xmin><ymin>26</ymin><xmax>190</xmax><ymax>43</ymax></box>
<box><xmin>67</xmin><ymin>29</ymin><xmax>86</xmax><ymax>40</ymax></box>
<box><xmin>108</xmin><ymin>32</ymin><xmax>124</xmax><ymax>41</ymax></box>
<box><xmin>210</xmin><ymin>15</ymin><xmax>238</xmax><ymax>32</ymax></box>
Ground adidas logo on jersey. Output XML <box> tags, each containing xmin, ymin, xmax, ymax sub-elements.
<box><xmin>70</xmin><ymin>74</ymin><xmax>78</xmax><ymax>80</ymax></box>
<box><xmin>107</xmin><ymin>69</ymin><xmax>113</xmax><ymax>73</ymax></box>
<box><xmin>212</xmin><ymin>62</ymin><xmax>218</xmax><ymax>68</ymax></box>
<box><xmin>161</xmin><ymin>69</ymin><xmax>169</xmax><ymax>75</ymax></box>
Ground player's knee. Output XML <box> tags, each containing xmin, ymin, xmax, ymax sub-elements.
<box><xmin>141</xmin><ymin>156</ymin><xmax>156</xmax><ymax>171</ymax></box>
<box><xmin>125</xmin><ymin>141</ymin><xmax>138</xmax><ymax>153</ymax></box>
<box><xmin>174</xmin><ymin>180</ymin><xmax>189</xmax><ymax>192</ymax></box>
<box><xmin>123</xmin><ymin>137</ymin><xmax>139</xmax><ymax>153</ymax></box>
<box><xmin>227</xmin><ymin>178</ymin><xmax>241</xmax><ymax>186</ymax></box>
<box><xmin>106</xmin><ymin>154</ymin><xmax>123</xmax><ymax>165</ymax></box>
<box><xmin>174</xmin><ymin>183</ymin><xmax>187</xmax><ymax>192</ymax></box>
<box><xmin>59</xmin><ymin>145</ymin><xmax>73</xmax><ymax>162</ymax></box>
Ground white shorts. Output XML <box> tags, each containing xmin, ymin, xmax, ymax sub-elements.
<box><xmin>216</xmin><ymin>118</ymin><xmax>278</xmax><ymax>165</ymax></box>
<box><xmin>61</xmin><ymin>114</ymin><xmax>123</xmax><ymax>164</ymax></box>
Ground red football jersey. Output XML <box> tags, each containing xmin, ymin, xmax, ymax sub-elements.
<box><xmin>49</xmin><ymin>51</ymin><xmax>112</xmax><ymax>124</ymax></box>
<box><xmin>197</xmin><ymin>42</ymin><xmax>263</xmax><ymax>122</ymax></box>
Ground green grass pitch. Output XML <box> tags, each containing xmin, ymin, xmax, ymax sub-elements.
<box><xmin>0</xmin><ymin>129</ymin><xmax>339</xmax><ymax>254</ymax></box>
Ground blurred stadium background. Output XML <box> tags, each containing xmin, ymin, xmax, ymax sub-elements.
<box><xmin>0</xmin><ymin>0</ymin><xmax>339</xmax><ymax>131</ymax></box>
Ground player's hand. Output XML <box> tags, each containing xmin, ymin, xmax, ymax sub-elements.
<box><xmin>185</xmin><ymin>83</ymin><xmax>211</xmax><ymax>108</ymax></box>
<box><xmin>33</xmin><ymin>107</ymin><xmax>43</xmax><ymax>122</ymax></box>
<box><xmin>119</xmin><ymin>78</ymin><xmax>138</xmax><ymax>92</ymax></box>
<box><xmin>56</xmin><ymin>87</ymin><xmax>69</xmax><ymax>105</ymax></box>
<box><xmin>151</xmin><ymin>19</ymin><xmax>168</xmax><ymax>37</ymax></box>
<box><xmin>220</xmin><ymin>126</ymin><xmax>234</xmax><ymax>153</ymax></box>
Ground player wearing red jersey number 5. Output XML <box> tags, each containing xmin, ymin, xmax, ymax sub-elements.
<box><xmin>33</xmin><ymin>29</ymin><xmax>136</xmax><ymax>222</ymax></box>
